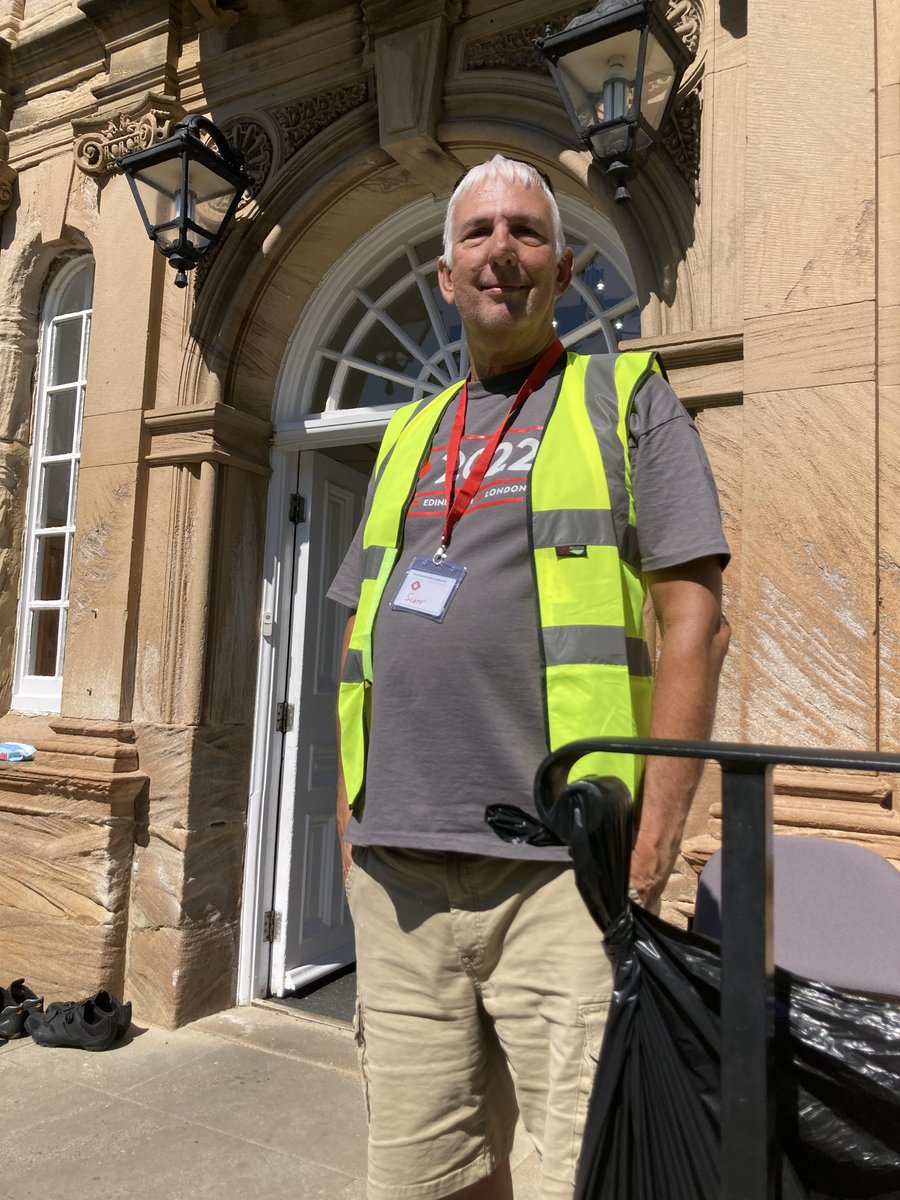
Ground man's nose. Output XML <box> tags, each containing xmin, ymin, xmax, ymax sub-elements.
<box><xmin>487</xmin><ymin>224</ymin><xmax>516</xmax><ymax>265</ymax></box>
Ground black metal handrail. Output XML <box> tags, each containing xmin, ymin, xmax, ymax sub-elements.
<box><xmin>536</xmin><ymin>737</ymin><xmax>900</xmax><ymax>1200</ymax></box>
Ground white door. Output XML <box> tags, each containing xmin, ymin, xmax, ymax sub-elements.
<box><xmin>270</xmin><ymin>450</ymin><xmax>368</xmax><ymax>995</ymax></box>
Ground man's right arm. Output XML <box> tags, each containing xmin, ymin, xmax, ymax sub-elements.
<box><xmin>336</xmin><ymin>611</ymin><xmax>356</xmax><ymax>880</ymax></box>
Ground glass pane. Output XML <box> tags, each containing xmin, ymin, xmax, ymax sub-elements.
<box><xmin>50</xmin><ymin>317</ymin><xmax>83</xmax><ymax>385</ymax></box>
<box><xmin>34</xmin><ymin>535</ymin><xmax>66</xmax><ymax>601</ymax></box>
<box><xmin>134</xmin><ymin>173</ymin><xmax>177</xmax><ymax>231</ymax></box>
<box><xmin>45</xmin><ymin>389</ymin><xmax>78</xmax><ymax>456</ymax></box>
<box><xmin>29</xmin><ymin>608</ymin><xmax>60</xmax><ymax>677</ymax></box>
<box><xmin>554</xmin><ymin>286</ymin><xmax>596</xmax><ymax>341</ymax></box>
<box><xmin>311</xmin><ymin>354</ymin><xmax>337</xmax><ymax>413</ymax></box>
<box><xmin>39</xmin><ymin>461</ymin><xmax>71</xmax><ymax>527</ymax></box>
<box><xmin>326</xmin><ymin>298</ymin><xmax>368</xmax><ymax>355</ymax></box>
<box><xmin>385</xmin><ymin>286</ymin><xmax>441</xmax><ymax>360</ymax></box>
<box><xmin>352</xmin><ymin>319</ymin><xmax>412</xmax><ymax>381</ymax></box>
<box><xmin>614</xmin><ymin>306</ymin><xmax>642</xmax><ymax>340</ymax></box>
<box><xmin>57</xmin><ymin>264</ymin><xmax>93</xmax><ymax>314</ymax></box>
<box><xmin>413</xmin><ymin>233</ymin><xmax>444</xmax><ymax>265</ymax></box>
<box><xmin>640</xmin><ymin>37</ymin><xmax>677</xmax><ymax>130</ymax></box>
<box><xmin>557</xmin><ymin>30</ymin><xmax>641</xmax><ymax>129</ymax></box>
<box><xmin>366</xmin><ymin>253</ymin><xmax>410</xmax><ymax>299</ymax></box>
<box><xmin>342</xmin><ymin>367</ymin><xmax>415</xmax><ymax>409</ymax></box>
<box><xmin>581</xmin><ymin>253</ymin><xmax>634</xmax><ymax>311</ymax></box>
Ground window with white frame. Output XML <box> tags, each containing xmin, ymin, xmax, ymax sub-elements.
<box><xmin>12</xmin><ymin>257</ymin><xmax>94</xmax><ymax>713</ymax></box>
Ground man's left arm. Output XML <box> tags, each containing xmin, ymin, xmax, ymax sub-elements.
<box><xmin>630</xmin><ymin>555</ymin><xmax>731</xmax><ymax>909</ymax></box>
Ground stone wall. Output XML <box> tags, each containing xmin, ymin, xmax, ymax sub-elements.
<box><xmin>0</xmin><ymin>0</ymin><xmax>897</xmax><ymax>1024</ymax></box>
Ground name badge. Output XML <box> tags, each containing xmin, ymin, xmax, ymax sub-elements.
<box><xmin>390</xmin><ymin>555</ymin><xmax>467</xmax><ymax>622</ymax></box>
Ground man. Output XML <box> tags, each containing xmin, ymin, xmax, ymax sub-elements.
<box><xmin>328</xmin><ymin>155</ymin><xmax>730</xmax><ymax>1200</ymax></box>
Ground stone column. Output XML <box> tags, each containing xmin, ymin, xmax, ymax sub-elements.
<box><xmin>126</xmin><ymin>399</ymin><xmax>272</xmax><ymax>1027</ymax></box>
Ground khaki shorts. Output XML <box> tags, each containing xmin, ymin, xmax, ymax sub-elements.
<box><xmin>345</xmin><ymin>846</ymin><xmax>613</xmax><ymax>1200</ymax></box>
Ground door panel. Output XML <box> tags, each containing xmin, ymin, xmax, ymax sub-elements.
<box><xmin>271</xmin><ymin>450</ymin><xmax>368</xmax><ymax>994</ymax></box>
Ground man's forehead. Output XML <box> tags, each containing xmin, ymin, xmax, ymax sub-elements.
<box><xmin>452</xmin><ymin>181</ymin><xmax>554</xmax><ymax>228</ymax></box>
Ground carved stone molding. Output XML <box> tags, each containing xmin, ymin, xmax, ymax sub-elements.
<box><xmin>218</xmin><ymin>114</ymin><xmax>276</xmax><ymax>206</ymax></box>
<box><xmin>273</xmin><ymin>79</ymin><xmax>370</xmax><ymax>162</ymax></box>
<box><xmin>73</xmin><ymin>96</ymin><xmax>184</xmax><ymax>177</ymax></box>
<box><xmin>463</xmin><ymin>11</ymin><xmax>580</xmax><ymax>74</ymax></box>
<box><xmin>667</xmin><ymin>0</ymin><xmax>703</xmax><ymax>56</ymax></box>
<box><xmin>662</xmin><ymin>82</ymin><xmax>702</xmax><ymax>198</ymax></box>
<box><xmin>0</xmin><ymin>130</ymin><xmax>18</xmax><ymax>216</ymax></box>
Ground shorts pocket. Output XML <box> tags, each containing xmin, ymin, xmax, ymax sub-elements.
<box><xmin>579</xmin><ymin>998</ymin><xmax>610</xmax><ymax>1064</ymax></box>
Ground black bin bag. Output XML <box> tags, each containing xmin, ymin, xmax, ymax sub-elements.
<box><xmin>486</xmin><ymin>776</ymin><xmax>900</xmax><ymax>1200</ymax></box>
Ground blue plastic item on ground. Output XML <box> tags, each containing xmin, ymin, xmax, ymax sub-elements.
<box><xmin>0</xmin><ymin>742</ymin><xmax>36</xmax><ymax>761</ymax></box>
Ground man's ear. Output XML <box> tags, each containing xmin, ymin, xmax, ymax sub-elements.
<box><xmin>556</xmin><ymin>248</ymin><xmax>575</xmax><ymax>296</ymax></box>
<box><xmin>437</xmin><ymin>258</ymin><xmax>455</xmax><ymax>304</ymax></box>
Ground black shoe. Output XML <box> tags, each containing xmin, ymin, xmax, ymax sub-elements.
<box><xmin>43</xmin><ymin>989</ymin><xmax>131</xmax><ymax>1040</ymax></box>
<box><xmin>26</xmin><ymin>997</ymin><xmax>118</xmax><ymax>1051</ymax></box>
<box><xmin>0</xmin><ymin>979</ymin><xmax>44</xmax><ymax>1039</ymax></box>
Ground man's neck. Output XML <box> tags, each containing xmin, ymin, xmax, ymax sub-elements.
<box><xmin>467</xmin><ymin>332</ymin><xmax>558</xmax><ymax>382</ymax></box>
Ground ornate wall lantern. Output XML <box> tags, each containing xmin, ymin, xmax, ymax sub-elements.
<box><xmin>117</xmin><ymin>115</ymin><xmax>252</xmax><ymax>287</ymax></box>
<box><xmin>536</xmin><ymin>0</ymin><xmax>693</xmax><ymax>201</ymax></box>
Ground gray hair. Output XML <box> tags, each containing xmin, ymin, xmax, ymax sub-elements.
<box><xmin>442</xmin><ymin>155</ymin><xmax>566</xmax><ymax>268</ymax></box>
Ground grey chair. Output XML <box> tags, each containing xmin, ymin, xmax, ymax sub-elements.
<box><xmin>693</xmin><ymin>835</ymin><xmax>900</xmax><ymax>998</ymax></box>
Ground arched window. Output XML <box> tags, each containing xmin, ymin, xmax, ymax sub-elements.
<box><xmin>276</xmin><ymin>192</ymin><xmax>639</xmax><ymax>421</ymax></box>
<box><xmin>13</xmin><ymin>257</ymin><xmax>94</xmax><ymax>713</ymax></box>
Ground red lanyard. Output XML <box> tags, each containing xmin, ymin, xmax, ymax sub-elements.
<box><xmin>437</xmin><ymin>338</ymin><xmax>564</xmax><ymax>560</ymax></box>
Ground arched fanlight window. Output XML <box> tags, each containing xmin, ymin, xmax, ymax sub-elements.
<box><xmin>13</xmin><ymin>257</ymin><xmax>94</xmax><ymax>713</ymax></box>
<box><xmin>277</xmin><ymin>192</ymin><xmax>640</xmax><ymax>421</ymax></box>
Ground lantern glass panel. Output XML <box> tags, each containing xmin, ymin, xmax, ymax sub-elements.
<box><xmin>556</xmin><ymin>29</ymin><xmax>642</xmax><ymax>131</ymax></box>
<box><xmin>131</xmin><ymin>168</ymin><xmax>180</xmax><ymax>236</ymax></box>
<box><xmin>639</xmin><ymin>35</ymin><xmax>677</xmax><ymax>130</ymax></box>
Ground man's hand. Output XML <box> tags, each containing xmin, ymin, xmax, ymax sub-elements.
<box><xmin>630</xmin><ymin>557</ymin><xmax>730</xmax><ymax>908</ymax></box>
<box><xmin>336</xmin><ymin>612</ymin><xmax>356</xmax><ymax>882</ymax></box>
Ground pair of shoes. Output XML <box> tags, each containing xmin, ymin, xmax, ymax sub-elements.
<box><xmin>0</xmin><ymin>978</ymin><xmax>44</xmax><ymax>1039</ymax></box>
<box><xmin>25</xmin><ymin>990</ymin><xmax>131</xmax><ymax>1051</ymax></box>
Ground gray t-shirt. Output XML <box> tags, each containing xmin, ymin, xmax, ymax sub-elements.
<box><xmin>328</xmin><ymin>358</ymin><xmax>729</xmax><ymax>860</ymax></box>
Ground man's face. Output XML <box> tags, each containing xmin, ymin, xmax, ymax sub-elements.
<box><xmin>438</xmin><ymin>179</ymin><xmax>574</xmax><ymax>365</ymax></box>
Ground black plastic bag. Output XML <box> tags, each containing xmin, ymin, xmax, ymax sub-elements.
<box><xmin>486</xmin><ymin>776</ymin><xmax>900</xmax><ymax>1200</ymax></box>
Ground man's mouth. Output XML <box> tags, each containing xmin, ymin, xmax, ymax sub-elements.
<box><xmin>480</xmin><ymin>281</ymin><xmax>527</xmax><ymax>293</ymax></box>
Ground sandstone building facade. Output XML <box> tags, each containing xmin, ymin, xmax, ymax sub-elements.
<box><xmin>0</xmin><ymin>0</ymin><xmax>896</xmax><ymax>1027</ymax></box>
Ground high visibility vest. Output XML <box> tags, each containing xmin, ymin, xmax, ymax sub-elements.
<box><xmin>338</xmin><ymin>350</ymin><xmax>663</xmax><ymax>811</ymax></box>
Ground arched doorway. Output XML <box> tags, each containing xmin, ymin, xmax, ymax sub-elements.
<box><xmin>242</xmin><ymin>188</ymin><xmax>641</xmax><ymax>1001</ymax></box>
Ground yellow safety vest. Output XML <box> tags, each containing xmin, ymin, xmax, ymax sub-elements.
<box><xmin>338</xmin><ymin>350</ymin><xmax>663</xmax><ymax>811</ymax></box>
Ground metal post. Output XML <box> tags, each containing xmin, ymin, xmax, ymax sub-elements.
<box><xmin>719</xmin><ymin>762</ymin><xmax>775</xmax><ymax>1200</ymax></box>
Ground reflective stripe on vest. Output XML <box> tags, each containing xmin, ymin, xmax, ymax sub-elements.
<box><xmin>338</xmin><ymin>351</ymin><xmax>662</xmax><ymax>811</ymax></box>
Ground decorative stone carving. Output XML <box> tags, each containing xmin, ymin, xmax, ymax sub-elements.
<box><xmin>464</xmin><ymin>12</ymin><xmax>581</xmax><ymax>74</ymax></box>
<box><xmin>667</xmin><ymin>0</ymin><xmax>703</xmax><ymax>55</ymax></box>
<box><xmin>663</xmin><ymin>83</ymin><xmax>702</xmax><ymax>198</ymax></box>
<box><xmin>73</xmin><ymin>101</ymin><xmax>182</xmax><ymax>177</ymax></box>
<box><xmin>218</xmin><ymin>116</ymin><xmax>275</xmax><ymax>205</ymax></box>
<box><xmin>274</xmin><ymin>80</ymin><xmax>370</xmax><ymax>161</ymax></box>
<box><xmin>0</xmin><ymin>131</ymin><xmax>17</xmax><ymax>215</ymax></box>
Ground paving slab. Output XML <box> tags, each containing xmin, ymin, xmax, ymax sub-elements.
<box><xmin>191</xmin><ymin>1001</ymin><xmax>358</xmax><ymax>1073</ymax></box>
<box><xmin>1</xmin><ymin>1003</ymin><xmax>543</xmax><ymax>1198</ymax></box>
<box><xmin>119</xmin><ymin>1036</ymin><xmax>368</xmax><ymax>1174</ymax></box>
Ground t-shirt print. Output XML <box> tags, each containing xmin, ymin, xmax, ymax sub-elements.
<box><xmin>407</xmin><ymin>422</ymin><xmax>544</xmax><ymax>519</ymax></box>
